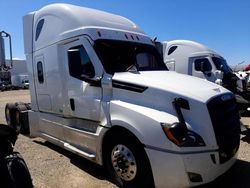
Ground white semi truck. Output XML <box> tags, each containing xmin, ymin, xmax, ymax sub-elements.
<box><xmin>161</xmin><ymin>40</ymin><xmax>238</xmax><ymax>90</ymax></box>
<box><xmin>160</xmin><ymin>40</ymin><xmax>250</xmax><ymax>110</ymax></box>
<box><xmin>5</xmin><ymin>4</ymin><xmax>240</xmax><ymax>188</ymax></box>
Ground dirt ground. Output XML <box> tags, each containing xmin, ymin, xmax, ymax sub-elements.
<box><xmin>1</xmin><ymin>90</ymin><xmax>250</xmax><ymax>188</ymax></box>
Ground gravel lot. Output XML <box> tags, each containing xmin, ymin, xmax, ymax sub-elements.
<box><xmin>1</xmin><ymin>90</ymin><xmax>250</xmax><ymax>188</ymax></box>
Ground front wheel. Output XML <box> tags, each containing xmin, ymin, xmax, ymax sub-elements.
<box><xmin>104</xmin><ymin>134</ymin><xmax>154</xmax><ymax>188</ymax></box>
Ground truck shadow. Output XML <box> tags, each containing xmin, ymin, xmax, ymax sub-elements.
<box><xmin>197</xmin><ymin>159</ymin><xmax>250</xmax><ymax>188</ymax></box>
<box><xmin>33</xmin><ymin>140</ymin><xmax>114</xmax><ymax>183</ymax></box>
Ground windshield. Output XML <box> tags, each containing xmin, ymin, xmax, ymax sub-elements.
<box><xmin>94</xmin><ymin>39</ymin><xmax>167</xmax><ymax>75</ymax></box>
<box><xmin>212</xmin><ymin>57</ymin><xmax>232</xmax><ymax>74</ymax></box>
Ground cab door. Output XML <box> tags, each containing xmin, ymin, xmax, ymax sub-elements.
<box><xmin>62</xmin><ymin>37</ymin><xmax>103</xmax><ymax>121</ymax></box>
<box><xmin>190</xmin><ymin>56</ymin><xmax>217</xmax><ymax>83</ymax></box>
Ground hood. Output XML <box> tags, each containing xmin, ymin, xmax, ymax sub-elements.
<box><xmin>111</xmin><ymin>71</ymin><xmax>237</xmax><ymax>152</ymax></box>
<box><xmin>112</xmin><ymin>71</ymin><xmax>230</xmax><ymax>103</ymax></box>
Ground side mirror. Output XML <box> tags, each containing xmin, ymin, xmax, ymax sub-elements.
<box><xmin>214</xmin><ymin>70</ymin><xmax>224</xmax><ymax>80</ymax></box>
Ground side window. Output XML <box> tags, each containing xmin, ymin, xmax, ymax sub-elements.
<box><xmin>194</xmin><ymin>58</ymin><xmax>212</xmax><ymax>72</ymax></box>
<box><xmin>37</xmin><ymin>61</ymin><xmax>44</xmax><ymax>83</ymax></box>
<box><xmin>35</xmin><ymin>19</ymin><xmax>44</xmax><ymax>41</ymax></box>
<box><xmin>67</xmin><ymin>45</ymin><xmax>95</xmax><ymax>80</ymax></box>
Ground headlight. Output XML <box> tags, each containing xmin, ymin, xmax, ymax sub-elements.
<box><xmin>161</xmin><ymin>122</ymin><xmax>205</xmax><ymax>147</ymax></box>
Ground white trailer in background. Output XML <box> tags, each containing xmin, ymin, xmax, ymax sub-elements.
<box><xmin>5</xmin><ymin>4</ymin><xmax>240</xmax><ymax>188</ymax></box>
<box><xmin>11</xmin><ymin>74</ymin><xmax>29</xmax><ymax>89</ymax></box>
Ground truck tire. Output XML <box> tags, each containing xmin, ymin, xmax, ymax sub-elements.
<box><xmin>0</xmin><ymin>152</ymin><xmax>33</xmax><ymax>188</ymax></box>
<box><xmin>5</xmin><ymin>103</ymin><xmax>18</xmax><ymax>130</ymax></box>
<box><xmin>5</xmin><ymin>103</ymin><xmax>29</xmax><ymax>134</ymax></box>
<box><xmin>104</xmin><ymin>134</ymin><xmax>154</xmax><ymax>188</ymax></box>
<box><xmin>15</xmin><ymin>103</ymin><xmax>29</xmax><ymax>134</ymax></box>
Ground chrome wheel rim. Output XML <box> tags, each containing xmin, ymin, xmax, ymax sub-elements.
<box><xmin>111</xmin><ymin>144</ymin><xmax>137</xmax><ymax>181</ymax></box>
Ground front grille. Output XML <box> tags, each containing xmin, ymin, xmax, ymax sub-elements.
<box><xmin>207</xmin><ymin>94</ymin><xmax>241</xmax><ymax>164</ymax></box>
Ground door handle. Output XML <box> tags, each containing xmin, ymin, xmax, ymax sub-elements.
<box><xmin>70</xmin><ymin>98</ymin><xmax>75</xmax><ymax>111</ymax></box>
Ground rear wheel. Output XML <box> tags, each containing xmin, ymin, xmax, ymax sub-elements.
<box><xmin>104</xmin><ymin>133</ymin><xmax>154</xmax><ymax>188</ymax></box>
<box><xmin>5</xmin><ymin>103</ymin><xmax>29</xmax><ymax>134</ymax></box>
<box><xmin>15</xmin><ymin>103</ymin><xmax>28</xmax><ymax>134</ymax></box>
<box><xmin>5</xmin><ymin>103</ymin><xmax>18</xmax><ymax>130</ymax></box>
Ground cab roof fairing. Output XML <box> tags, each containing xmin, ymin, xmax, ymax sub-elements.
<box><xmin>32</xmin><ymin>3</ymin><xmax>151</xmax><ymax>50</ymax></box>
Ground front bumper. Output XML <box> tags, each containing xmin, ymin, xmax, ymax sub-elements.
<box><xmin>145</xmin><ymin>147</ymin><xmax>237</xmax><ymax>188</ymax></box>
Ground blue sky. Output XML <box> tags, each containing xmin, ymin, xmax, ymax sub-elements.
<box><xmin>1</xmin><ymin>0</ymin><xmax>249</xmax><ymax>65</ymax></box>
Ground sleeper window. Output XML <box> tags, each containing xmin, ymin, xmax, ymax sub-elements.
<box><xmin>37</xmin><ymin>61</ymin><xmax>44</xmax><ymax>83</ymax></box>
<box><xmin>168</xmin><ymin>46</ymin><xmax>178</xmax><ymax>55</ymax></box>
<box><xmin>35</xmin><ymin>19</ymin><xmax>44</xmax><ymax>41</ymax></box>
